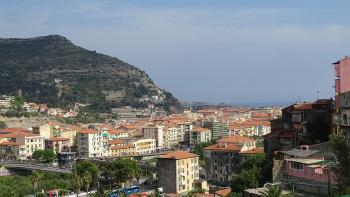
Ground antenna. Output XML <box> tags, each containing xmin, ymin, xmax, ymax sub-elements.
<box><xmin>317</xmin><ymin>90</ymin><xmax>320</xmax><ymax>100</ymax></box>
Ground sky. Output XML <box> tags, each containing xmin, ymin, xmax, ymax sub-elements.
<box><xmin>1</xmin><ymin>1</ymin><xmax>350</xmax><ymax>104</ymax></box>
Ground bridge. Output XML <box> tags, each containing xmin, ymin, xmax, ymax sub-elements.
<box><xmin>1</xmin><ymin>162</ymin><xmax>72</xmax><ymax>174</ymax></box>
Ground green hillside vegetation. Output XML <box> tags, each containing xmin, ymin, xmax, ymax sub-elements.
<box><xmin>0</xmin><ymin>172</ymin><xmax>72</xmax><ymax>197</ymax></box>
<box><xmin>0</xmin><ymin>35</ymin><xmax>179</xmax><ymax>112</ymax></box>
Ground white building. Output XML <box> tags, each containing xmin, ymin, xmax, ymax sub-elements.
<box><xmin>190</xmin><ymin>127</ymin><xmax>212</xmax><ymax>148</ymax></box>
<box><xmin>77</xmin><ymin>129</ymin><xmax>104</xmax><ymax>158</ymax></box>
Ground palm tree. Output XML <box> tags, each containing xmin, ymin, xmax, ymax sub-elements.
<box><xmin>82</xmin><ymin>172</ymin><xmax>92</xmax><ymax>195</ymax></box>
<box><xmin>259</xmin><ymin>185</ymin><xmax>282</xmax><ymax>197</ymax></box>
<box><xmin>31</xmin><ymin>170</ymin><xmax>39</xmax><ymax>196</ymax></box>
<box><xmin>72</xmin><ymin>171</ymin><xmax>82</xmax><ymax>197</ymax></box>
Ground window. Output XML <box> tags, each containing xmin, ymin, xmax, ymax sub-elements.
<box><xmin>290</xmin><ymin>162</ymin><xmax>303</xmax><ymax>170</ymax></box>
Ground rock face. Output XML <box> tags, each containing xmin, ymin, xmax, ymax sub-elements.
<box><xmin>0</xmin><ymin>35</ymin><xmax>179</xmax><ymax>112</ymax></box>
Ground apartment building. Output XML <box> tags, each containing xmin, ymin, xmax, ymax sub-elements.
<box><xmin>204</xmin><ymin>136</ymin><xmax>263</xmax><ymax>184</ymax></box>
<box><xmin>77</xmin><ymin>129</ymin><xmax>103</xmax><ymax>158</ymax></box>
<box><xmin>45</xmin><ymin>137</ymin><xmax>70</xmax><ymax>154</ymax></box>
<box><xmin>164</xmin><ymin>125</ymin><xmax>182</xmax><ymax>148</ymax></box>
<box><xmin>108</xmin><ymin>139</ymin><xmax>135</xmax><ymax>157</ymax></box>
<box><xmin>0</xmin><ymin>131</ymin><xmax>45</xmax><ymax>160</ymax></box>
<box><xmin>142</xmin><ymin>125</ymin><xmax>164</xmax><ymax>149</ymax></box>
<box><xmin>132</xmin><ymin>138</ymin><xmax>156</xmax><ymax>154</ymax></box>
<box><xmin>203</xmin><ymin>120</ymin><xmax>228</xmax><ymax>140</ymax></box>
<box><xmin>190</xmin><ymin>127</ymin><xmax>212</xmax><ymax>148</ymax></box>
<box><xmin>157</xmin><ymin>151</ymin><xmax>199</xmax><ymax>194</ymax></box>
<box><xmin>333</xmin><ymin>56</ymin><xmax>350</xmax><ymax>139</ymax></box>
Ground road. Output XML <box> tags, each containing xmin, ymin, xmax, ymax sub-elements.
<box><xmin>1</xmin><ymin>162</ymin><xmax>72</xmax><ymax>174</ymax></box>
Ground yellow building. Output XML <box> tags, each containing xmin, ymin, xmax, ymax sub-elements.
<box><xmin>157</xmin><ymin>151</ymin><xmax>199</xmax><ymax>194</ymax></box>
<box><xmin>133</xmin><ymin>138</ymin><xmax>156</xmax><ymax>154</ymax></box>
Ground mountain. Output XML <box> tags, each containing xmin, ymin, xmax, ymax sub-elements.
<box><xmin>0</xmin><ymin>35</ymin><xmax>179</xmax><ymax>112</ymax></box>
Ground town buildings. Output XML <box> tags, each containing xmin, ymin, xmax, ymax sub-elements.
<box><xmin>0</xmin><ymin>131</ymin><xmax>44</xmax><ymax>160</ymax></box>
<box><xmin>77</xmin><ymin>129</ymin><xmax>103</xmax><ymax>158</ymax></box>
<box><xmin>190</xmin><ymin>127</ymin><xmax>212</xmax><ymax>148</ymax></box>
<box><xmin>142</xmin><ymin>125</ymin><xmax>164</xmax><ymax>149</ymax></box>
<box><xmin>273</xmin><ymin>143</ymin><xmax>337</xmax><ymax>195</ymax></box>
<box><xmin>203</xmin><ymin>120</ymin><xmax>228</xmax><ymax>140</ymax></box>
<box><xmin>157</xmin><ymin>151</ymin><xmax>199</xmax><ymax>194</ymax></box>
<box><xmin>204</xmin><ymin>136</ymin><xmax>263</xmax><ymax>184</ymax></box>
<box><xmin>44</xmin><ymin>137</ymin><xmax>70</xmax><ymax>154</ymax></box>
<box><xmin>333</xmin><ymin>56</ymin><xmax>350</xmax><ymax>139</ymax></box>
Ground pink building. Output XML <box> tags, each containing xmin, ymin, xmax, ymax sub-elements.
<box><xmin>333</xmin><ymin>56</ymin><xmax>350</xmax><ymax>108</ymax></box>
<box><xmin>281</xmin><ymin>145</ymin><xmax>336</xmax><ymax>185</ymax></box>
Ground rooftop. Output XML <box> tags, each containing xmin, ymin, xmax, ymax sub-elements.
<box><xmin>285</xmin><ymin>158</ymin><xmax>324</xmax><ymax>165</ymax></box>
<box><xmin>192</xmin><ymin>127</ymin><xmax>211</xmax><ymax>132</ymax></box>
<box><xmin>158</xmin><ymin>150</ymin><xmax>198</xmax><ymax>160</ymax></box>
<box><xmin>78</xmin><ymin>129</ymin><xmax>100</xmax><ymax>134</ymax></box>
<box><xmin>217</xmin><ymin>135</ymin><xmax>255</xmax><ymax>143</ymax></box>
<box><xmin>281</xmin><ymin>148</ymin><xmax>319</xmax><ymax>158</ymax></box>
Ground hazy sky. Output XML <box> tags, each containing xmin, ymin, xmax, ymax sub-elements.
<box><xmin>1</xmin><ymin>1</ymin><xmax>350</xmax><ymax>103</ymax></box>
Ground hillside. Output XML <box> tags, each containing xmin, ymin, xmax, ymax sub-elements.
<box><xmin>0</xmin><ymin>35</ymin><xmax>179</xmax><ymax>112</ymax></box>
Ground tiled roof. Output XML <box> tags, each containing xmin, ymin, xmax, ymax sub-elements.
<box><xmin>111</xmin><ymin>144</ymin><xmax>134</xmax><ymax>150</ymax></box>
<box><xmin>0</xmin><ymin>131</ymin><xmax>36</xmax><ymax>138</ymax></box>
<box><xmin>0</xmin><ymin>141</ymin><xmax>24</xmax><ymax>146</ymax></box>
<box><xmin>192</xmin><ymin>127</ymin><xmax>210</xmax><ymax>132</ymax></box>
<box><xmin>78</xmin><ymin>129</ymin><xmax>100</xmax><ymax>134</ymax></box>
<box><xmin>215</xmin><ymin>188</ymin><xmax>231</xmax><ymax>197</ymax></box>
<box><xmin>0</xmin><ymin>128</ymin><xmax>27</xmax><ymax>133</ymax></box>
<box><xmin>108</xmin><ymin>139</ymin><xmax>126</xmax><ymax>145</ymax></box>
<box><xmin>159</xmin><ymin>151</ymin><xmax>198</xmax><ymax>160</ymax></box>
<box><xmin>217</xmin><ymin>135</ymin><xmax>255</xmax><ymax>143</ymax></box>
<box><xmin>204</xmin><ymin>143</ymin><xmax>242</xmax><ymax>152</ymax></box>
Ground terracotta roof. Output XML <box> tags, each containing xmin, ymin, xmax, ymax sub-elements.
<box><xmin>215</xmin><ymin>188</ymin><xmax>231</xmax><ymax>197</ymax></box>
<box><xmin>192</xmin><ymin>127</ymin><xmax>211</xmax><ymax>132</ymax></box>
<box><xmin>111</xmin><ymin>144</ymin><xmax>134</xmax><ymax>150</ymax></box>
<box><xmin>78</xmin><ymin>129</ymin><xmax>100</xmax><ymax>134</ymax></box>
<box><xmin>294</xmin><ymin>103</ymin><xmax>313</xmax><ymax>110</ymax></box>
<box><xmin>204</xmin><ymin>143</ymin><xmax>242</xmax><ymax>152</ymax></box>
<box><xmin>218</xmin><ymin>135</ymin><xmax>255</xmax><ymax>143</ymax></box>
<box><xmin>159</xmin><ymin>151</ymin><xmax>198</xmax><ymax>160</ymax></box>
<box><xmin>0</xmin><ymin>128</ymin><xmax>27</xmax><ymax>133</ymax></box>
<box><xmin>0</xmin><ymin>131</ymin><xmax>36</xmax><ymax>138</ymax></box>
<box><xmin>48</xmin><ymin>137</ymin><xmax>69</xmax><ymax>142</ymax></box>
<box><xmin>0</xmin><ymin>141</ymin><xmax>24</xmax><ymax>146</ymax></box>
<box><xmin>108</xmin><ymin>139</ymin><xmax>126</xmax><ymax>145</ymax></box>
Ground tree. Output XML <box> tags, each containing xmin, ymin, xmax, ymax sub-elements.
<box><xmin>71</xmin><ymin>170</ymin><xmax>82</xmax><ymax>197</ymax></box>
<box><xmin>331</xmin><ymin>133</ymin><xmax>350</xmax><ymax>194</ymax></box>
<box><xmin>259</xmin><ymin>185</ymin><xmax>282</xmax><ymax>197</ymax></box>
<box><xmin>0</xmin><ymin>121</ymin><xmax>6</xmax><ymax>130</ymax></box>
<box><xmin>100</xmin><ymin>162</ymin><xmax>115</xmax><ymax>190</ymax></box>
<box><xmin>75</xmin><ymin>160</ymin><xmax>99</xmax><ymax>187</ymax></box>
<box><xmin>111</xmin><ymin>158</ymin><xmax>140</xmax><ymax>187</ymax></box>
<box><xmin>32</xmin><ymin>150</ymin><xmax>44</xmax><ymax>162</ymax></box>
<box><xmin>31</xmin><ymin>170</ymin><xmax>40</xmax><ymax>196</ymax></box>
<box><xmin>10</xmin><ymin>96</ymin><xmax>24</xmax><ymax>112</ymax></box>
<box><xmin>231</xmin><ymin>154</ymin><xmax>266</xmax><ymax>193</ymax></box>
<box><xmin>42</xmin><ymin>149</ymin><xmax>55</xmax><ymax>163</ymax></box>
<box><xmin>82</xmin><ymin>172</ymin><xmax>92</xmax><ymax>194</ymax></box>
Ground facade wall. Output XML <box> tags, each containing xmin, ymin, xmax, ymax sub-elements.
<box><xmin>157</xmin><ymin>157</ymin><xmax>199</xmax><ymax>194</ymax></box>
<box><xmin>285</xmin><ymin>161</ymin><xmax>336</xmax><ymax>184</ymax></box>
